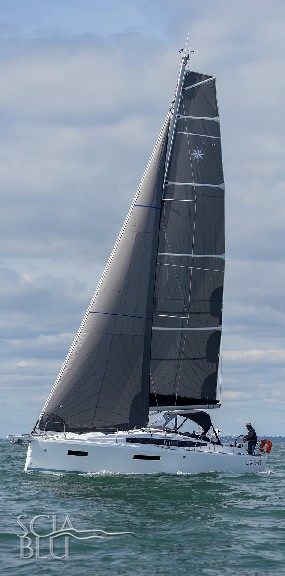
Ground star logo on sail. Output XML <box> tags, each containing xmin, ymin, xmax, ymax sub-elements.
<box><xmin>191</xmin><ymin>148</ymin><xmax>205</xmax><ymax>160</ymax></box>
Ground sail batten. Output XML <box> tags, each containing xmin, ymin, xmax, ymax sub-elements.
<box><xmin>152</xmin><ymin>326</ymin><xmax>222</xmax><ymax>331</ymax></box>
<box><xmin>158</xmin><ymin>253</ymin><xmax>225</xmax><ymax>258</ymax></box>
<box><xmin>177</xmin><ymin>132</ymin><xmax>221</xmax><ymax>139</ymax></box>
<box><xmin>184</xmin><ymin>76</ymin><xmax>215</xmax><ymax>90</ymax></box>
<box><xmin>177</xmin><ymin>115</ymin><xmax>220</xmax><ymax>122</ymax></box>
<box><xmin>166</xmin><ymin>182</ymin><xmax>225</xmax><ymax>188</ymax></box>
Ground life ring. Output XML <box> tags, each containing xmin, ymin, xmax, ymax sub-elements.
<box><xmin>259</xmin><ymin>439</ymin><xmax>272</xmax><ymax>454</ymax></box>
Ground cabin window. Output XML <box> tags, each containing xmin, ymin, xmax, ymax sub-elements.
<box><xmin>67</xmin><ymin>450</ymin><xmax>88</xmax><ymax>457</ymax></box>
<box><xmin>133</xmin><ymin>455</ymin><xmax>160</xmax><ymax>461</ymax></box>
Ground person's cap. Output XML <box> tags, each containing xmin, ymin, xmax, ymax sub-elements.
<box><xmin>246</xmin><ymin>423</ymin><xmax>252</xmax><ymax>427</ymax></box>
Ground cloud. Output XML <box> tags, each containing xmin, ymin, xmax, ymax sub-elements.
<box><xmin>220</xmin><ymin>390</ymin><xmax>249</xmax><ymax>401</ymax></box>
<box><xmin>223</xmin><ymin>349</ymin><xmax>285</xmax><ymax>364</ymax></box>
<box><xmin>0</xmin><ymin>35</ymin><xmax>178</xmax><ymax>266</ymax></box>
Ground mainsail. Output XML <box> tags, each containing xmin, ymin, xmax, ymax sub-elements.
<box><xmin>38</xmin><ymin>56</ymin><xmax>225</xmax><ymax>433</ymax></box>
<box><xmin>150</xmin><ymin>71</ymin><xmax>225</xmax><ymax>409</ymax></box>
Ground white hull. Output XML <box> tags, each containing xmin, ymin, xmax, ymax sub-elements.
<box><xmin>23</xmin><ymin>430</ymin><xmax>267</xmax><ymax>475</ymax></box>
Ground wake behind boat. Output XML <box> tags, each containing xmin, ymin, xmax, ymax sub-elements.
<box><xmin>11</xmin><ymin>48</ymin><xmax>271</xmax><ymax>474</ymax></box>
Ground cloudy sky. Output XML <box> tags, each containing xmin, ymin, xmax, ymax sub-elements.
<box><xmin>1</xmin><ymin>0</ymin><xmax>284</xmax><ymax>438</ymax></box>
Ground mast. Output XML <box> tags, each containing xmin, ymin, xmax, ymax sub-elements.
<box><xmin>164</xmin><ymin>49</ymin><xmax>191</xmax><ymax>178</ymax></box>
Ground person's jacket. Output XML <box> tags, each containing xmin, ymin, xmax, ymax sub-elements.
<box><xmin>244</xmin><ymin>427</ymin><xmax>257</xmax><ymax>443</ymax></box>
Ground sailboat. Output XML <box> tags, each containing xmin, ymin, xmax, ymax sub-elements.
<box><xmin>12</xmin><ymin>49</ymin><xmax>270</xmax><ymax>474</ymax></box>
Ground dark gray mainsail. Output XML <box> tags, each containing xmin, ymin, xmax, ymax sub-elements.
<box><xmin>150</xmin><ymin>70</ymin><xmax>225</xmax><ymax>409</ymax></box>
<box><xmin>39</xmin><ymin>117</ymin><xmax>170</xmax><ymax>432</ymax></box>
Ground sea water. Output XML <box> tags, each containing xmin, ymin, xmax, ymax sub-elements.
<box><xmin>0</xmin><ymin>441</ymin><xmax>284</xmax><ymax>576</ymax></box>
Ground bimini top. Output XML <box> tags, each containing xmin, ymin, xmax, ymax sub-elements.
<box><xmin>167</xmin><ymin>410</ymin><xmax>213</xmax><ymax>434</ymax></box>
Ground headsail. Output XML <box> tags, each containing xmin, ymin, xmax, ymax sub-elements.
<box><xmin>38</xmin><ymin>117</ymin><xmax>170</xmax><ymax>432</ymax></box>
<box><xmin>150</xmin><ymin>71</ymin><xmax>225</xmax><ymax>410</ymax></box>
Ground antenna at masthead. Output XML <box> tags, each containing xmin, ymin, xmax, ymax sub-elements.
<box><xmin>179</xmin><ymin>33</ymin><xmax>194</xmax><ymax>63</ymax></box>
